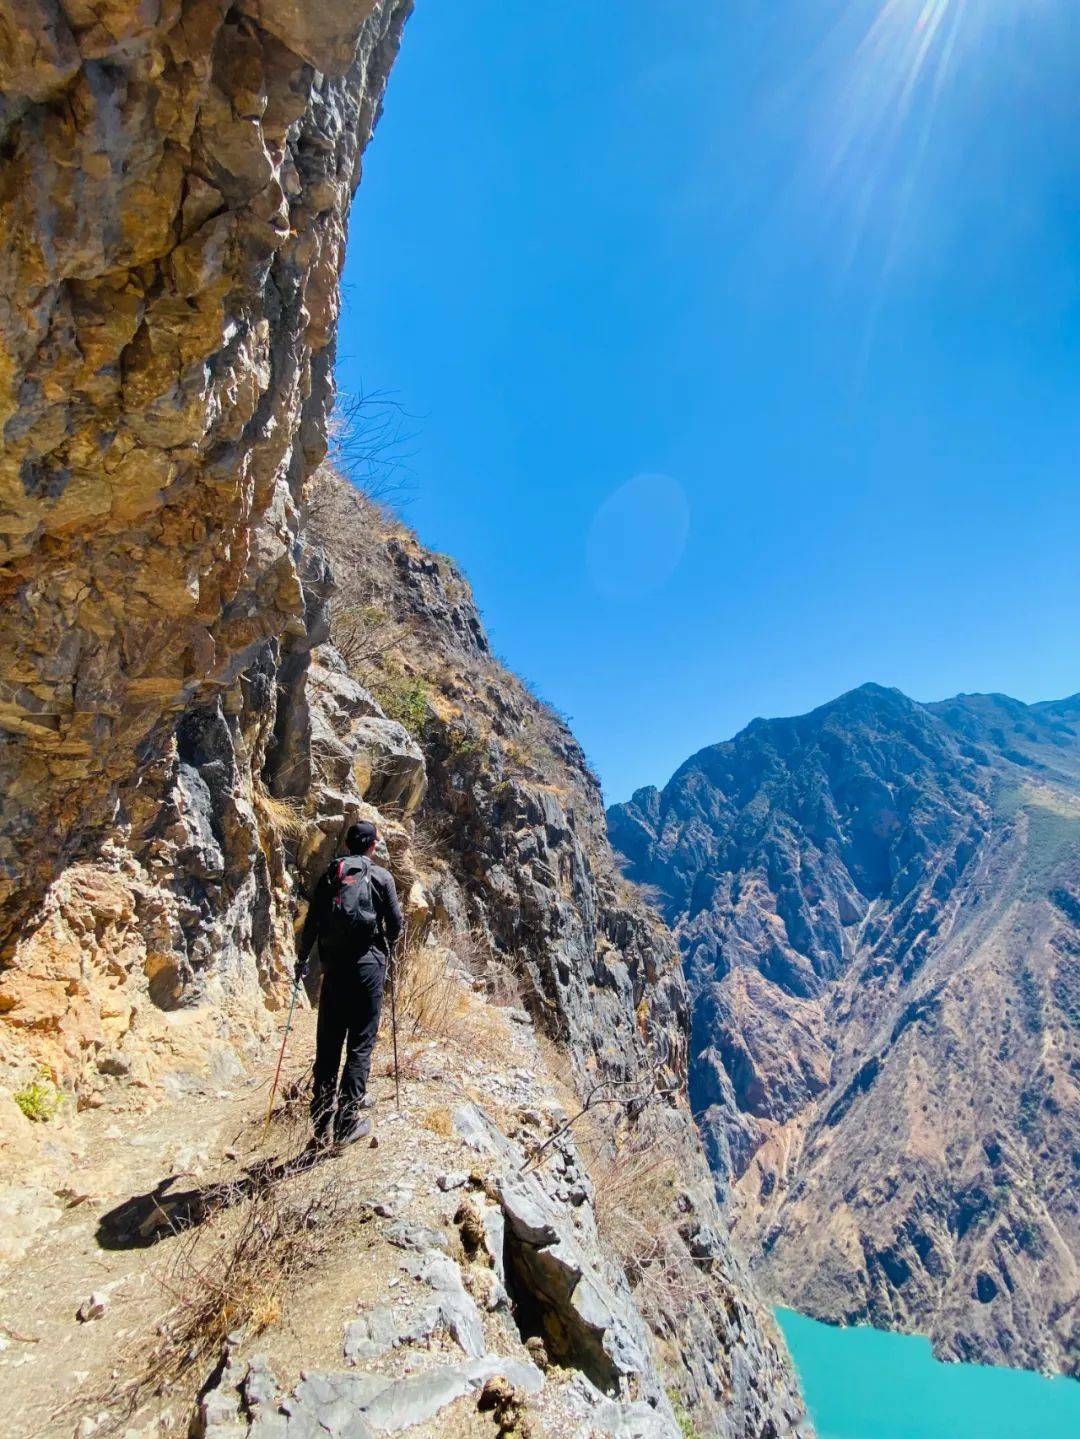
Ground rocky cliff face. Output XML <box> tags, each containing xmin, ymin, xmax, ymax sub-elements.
<box><xmin>609</xmin><ymin>684</ymin><xmax>1080</xmax><ymax>1375</ymax></box>
<box><xmin>0</xmin><ymin>0</ymin><xmax>412</xmax><ymax>1105</ymax></box>
<box><xmin>0</xmin><ymin>7</ymin><xmax>809</xmax><ymax>1432</ymax></box>
<box><xmin>0</xmin><ymin>0</ymin><xmax>409</xmax><ymax>962</ymax></box>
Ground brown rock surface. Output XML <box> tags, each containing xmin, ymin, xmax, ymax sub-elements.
<box><xmin>0</xmin><ymin>0</ymin><xmax>410</xmax><ymax>956</ymax></box>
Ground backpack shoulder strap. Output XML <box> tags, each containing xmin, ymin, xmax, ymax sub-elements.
<box><xmin>338</xmin><ymin>855</ymin><xmax>371</xmax><ymax>877</ymax></box>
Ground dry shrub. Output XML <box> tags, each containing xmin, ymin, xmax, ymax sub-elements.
<box><xmin>263</xmin><ymin>1056</ymin><xmax>313</xmax><ymax>1136</ymax></box>
<box><xmin>436</xmin><ymin>924</ymin><xmax>518</xmax><ymax>1002</ymax></box>
<box><xmin>398</xmin><ymin>812</ymin><xmax>453</xmax><ymax>882</ymax></box>
<box><xmin>578</xmin><ymin>1123</ymin><xmax>705</xmax><ymax>1324</ymax></box>
<box><xmin>440</xmin><ymin>923</ymin><xmax>490</xmax><ymax>973</ymax></box>
<box><xmin>396</xmin><ymin>941</ymin><xmax>471</xmax><ymax>1041</ymax></box>
<box><xmin>611</xmin><ymin>867</ymin><xmax>667</xmax><ymax>914</ymax></box>
<box><xmin>331</xmin><ymin>591</ymin><xmax>404</xmax><ymax>675</ymax></box>
<box><xmin>376</xmin><ymin>1035</ymin><xmax>424</xmax><ymax>1083</ymax></box>
<box><xmin>484</xmin><ymin>953</ymin><xmax>526</xmax><ymax>1011</ymax></box>
<box><xmin>61</xmin><ymin>1159</ymin><xmax>364</xmax><ymax>1437</ymax></box>
<box><xmin>162</xmin><ymin>1183</ymin><xmax>308</xmax><ymax>1353</ymax></box>
<box><xmin>590</xmin><ymin>1140</ymin><xmax>678</xmax><ymax>1277</ymax></box>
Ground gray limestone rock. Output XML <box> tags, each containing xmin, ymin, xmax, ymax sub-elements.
<box><xmin>400</xmin><ymin>1249</ymin><xmax>485</xmax><ymax>1358</ymax></box>
<box><xmin>384</xmin><ymin>1219</ymin><xmax>448</xmax><ymax>1253</ymax></box>
<box><xmin>198</xmin><ymin>1355</ymin><xmax>542</xmax><ymax>1438</ymax></box>
<box><xmin>362</xmin><ymin>1356</ymin><xmax>543</xmax><ymax>1430</ymax></box>
<box><xmin>580</xmin><ymin>1400</ymin><xmax>680</xmax><ymax>1439</ymax></box>
<box><xmin>342</xmin><ymin>1306</ymin><xmax>404</xmax><ymax>1364</ymax></box>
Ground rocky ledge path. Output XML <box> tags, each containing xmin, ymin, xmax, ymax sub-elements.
<box><xmin>1</xmin><ymin>961</ymin><xmax>702</xmax><ymax>1439</ymax></box>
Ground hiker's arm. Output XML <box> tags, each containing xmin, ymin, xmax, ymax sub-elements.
<box><xmin>380</xmin><ymin>871</ymin><xmax>404</xmax><ymax>949</ymax></box>
<box><xmin>296</xmin><ymin>869</ymin><xmax>331</xmax><ymax>974</ymax></box>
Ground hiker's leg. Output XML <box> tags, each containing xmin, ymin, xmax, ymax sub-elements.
<box><xmin>311</xmin><ymin>970</ymin><xmax>347</xmax><ymax>1138</ymax></box>
<box><xmin>336</xmin><ymin>956</ymin><xmax>385</xmax><ymax>1139</ymax></box>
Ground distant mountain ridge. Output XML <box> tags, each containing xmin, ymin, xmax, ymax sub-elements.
<box><xmin>608</xmin><ymin>684</ymin><xmax>1080</xmax><ymax>1375</ymax></box>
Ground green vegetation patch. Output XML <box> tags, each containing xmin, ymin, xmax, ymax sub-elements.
<box><xmin>667</xmin><ymin>1390</ymin><xmax>701</xmax><ymax>1439</ymax></box>
<box><xmin>13</xmin><ymin>1071</ymin><xmax>62</xmax><ymax>1123</ymax></box>
<box><xmin>1024</xmin><ymin>804</ymin><xmax>1080</xmax><ymax>885</ymax></box>
<box><xmin>374</xmin><ymin>676</ymin><xmax>429</xmax><ymax>735</ymax></box>
<box><xmin>992</xmin><ymin>781</ymin><xmax>1080</xmax><ymax>887</ymax></box>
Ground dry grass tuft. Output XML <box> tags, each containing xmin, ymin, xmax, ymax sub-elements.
<box><xmin>396</xmin><ymin>941</ymin><xmax>471</xmax><ymax>1041</ymax></box>
<box><xmin>422</xmin><ymin>1105</ymin><xmax>454</xmax><ymax>1136</ymax></box>
<box><xmin>391</xmin><ymin>934</ymin><xmax>508</xmax><ymax>1063</ymax></box>
<box><xmin>254</xmin><ymin>785</ymin><xmax>308</xmax><ymax>841</ymax></box>
<box><xmin>66</xmin><ymin>1157</ymin><xmax>366</xmax><ymax>1436</ymax></box>
<box><xmin>533</xmin><ymin>1031</ymin><xmax>582</xmax><ymax>1111</ymax></box>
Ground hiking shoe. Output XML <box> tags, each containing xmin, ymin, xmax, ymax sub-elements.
<box><xmin>307</xmin><ymin>1125</ymin><xmax>335</xmax><ymax>1154</ymax></box>
<box><xmin>334</xmin><ymin>1116</ymin><xmax>373</xmax><ymax>1149</ymax></box>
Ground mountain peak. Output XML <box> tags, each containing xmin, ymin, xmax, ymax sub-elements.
<box><xmin>607</xmin><ymin>680</ymin><xmax>1080</xmax><ymax>1376</ymax></box>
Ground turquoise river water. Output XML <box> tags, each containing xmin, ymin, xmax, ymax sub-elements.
<box><xmin>775</xmin><ymin>1308</ymin><xmax>1080</xmax><ymax>1439</ymax></box>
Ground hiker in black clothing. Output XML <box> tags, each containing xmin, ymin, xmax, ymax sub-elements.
<box><xmin>295</xmin><ymin>820</ymin><xmax>403</xmax><ymax>1147</ymax></box>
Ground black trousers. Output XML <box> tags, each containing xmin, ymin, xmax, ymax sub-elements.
<box><xmin>311</xmin><ymin>952</ymin><xmax>385</xmax><ymax>1138</ymax></box>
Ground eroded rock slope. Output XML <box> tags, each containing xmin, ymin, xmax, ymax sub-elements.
<box><xmin>295</xmin><ymin>473</ymin><xmax>809</xmax><ymax>1437</ymax></box>
<box><xmin>609</xmin><ymin>684</ymin><xmax>1080</xmax><ymax>1375</ymax></box>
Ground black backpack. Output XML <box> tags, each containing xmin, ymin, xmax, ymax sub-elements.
<box><xmin>322</xmin><ymin>855</ymin><xmax>381</xmax><ymax>957</ymax></box>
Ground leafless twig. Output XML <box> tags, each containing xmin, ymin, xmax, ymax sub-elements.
<box><xmin>519</xmin><ymin>1040</ymin><xmax>676</xmax><ymax>1175</ymax></box>
<box><xmin>328</xmin><ymin>386</ymin><xmax>419</xmax><ymax>507</ymax></box>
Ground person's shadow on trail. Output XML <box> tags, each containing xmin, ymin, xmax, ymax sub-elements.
<box><xmin>95</xmin><ymin>1146</ymin><xmax>327</xmax><ymax>1250</ymax></box>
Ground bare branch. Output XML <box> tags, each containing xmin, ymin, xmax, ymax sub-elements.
<box><xmin>327</xmin><ymin>386</ymin><xmax>420</xmax><ymax>507</ymax></box>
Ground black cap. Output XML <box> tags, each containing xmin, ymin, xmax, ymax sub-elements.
<box><xmin>345</xmin><ymin>821</ymin><xmax>378</xmax><ymax>853</ymax></box>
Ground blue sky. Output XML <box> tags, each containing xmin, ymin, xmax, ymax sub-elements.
<box><xmin>336</xmin><ymin>0</ymin><xmax>1080</xmax><ymax>801</ymax></box>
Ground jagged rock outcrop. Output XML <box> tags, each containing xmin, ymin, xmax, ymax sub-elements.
<box><xmin>0</xmin><ymin>0</ymin><xmax>410</xmax><ymax>956</ymax></box>
<box><xmin>609</xmin><ymin>684</ymin><xmax>1080</xmax><ymax>1375</ymax></box>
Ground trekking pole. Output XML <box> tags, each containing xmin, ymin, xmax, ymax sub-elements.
<box><xmin>264</xmin><ymin>970</ymin><xmax>302</xmax><ymax>1134</ymax></box>
<box><xmin>389</xmin><ymin>940</ymin><xmax>401</xmax><ymax>1110</ymax></box>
